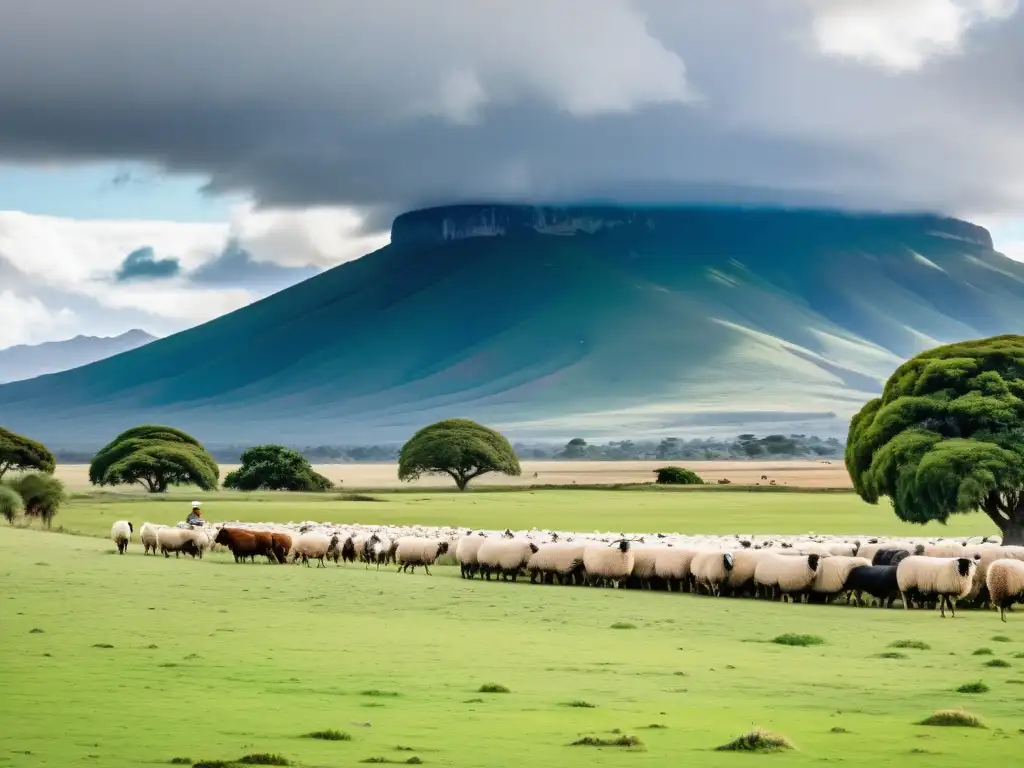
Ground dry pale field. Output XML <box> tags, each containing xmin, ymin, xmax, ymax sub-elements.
<box><xmin>55</xmin><ymin>459</ymin><xmax>850</xmax><ymax>492</ymax></box>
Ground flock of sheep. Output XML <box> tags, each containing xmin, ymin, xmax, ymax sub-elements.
<box><xmin>109</xmin><ymin>519</ymin><xmax>1024</xmax><ymax>621</ymax></box>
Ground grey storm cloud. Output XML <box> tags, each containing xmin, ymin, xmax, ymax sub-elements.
<box><xmin>113</xmin><ymin>247</ymin><xmax>181</xmax><ymax>282</ymax></box>
<box><xmin>190</xmin><ymin>241</ymin><xmax>319</xmax><ymax>292</ymax></box>
<box><xmin>1</xmin><ymin>1</ymin><xmax>1023</xmax><ymax>219</ymax></box>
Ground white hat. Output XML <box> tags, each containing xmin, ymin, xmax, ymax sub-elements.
<box><xmin>191</xmin><ymin>501</ymin><xmax>201</xmax><ymax>507</ymax></box>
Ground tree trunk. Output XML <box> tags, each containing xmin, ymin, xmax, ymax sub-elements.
<box><xmin>1001</xmin><ymin>504</ymin><xmax>1024</xmax><ymax>546</ymax></box>
<box><xmin>455</xmin><ymin>474</ymin><xmax>468</xmax><ymax>492</ymax></box>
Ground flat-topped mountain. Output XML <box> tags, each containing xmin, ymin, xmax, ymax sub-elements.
<box><xmin>0</xmin><ymin>204</ymin><xmax>1021</xmax><ymax>449</ymax></box>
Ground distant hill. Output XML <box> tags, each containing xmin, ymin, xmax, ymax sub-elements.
<box><xmin>0</xmin><ymin>204</ymin><xmax>1022</xmax><ymax>450</ymax></box>
<box><xmin>0</xmin><ymin>329</ymin><xmax>156</xmax><ymax>384</ymax></box>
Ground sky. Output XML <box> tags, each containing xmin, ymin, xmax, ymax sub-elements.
<box><xmin>1</xmin><ymin>0</ymin><xmax>1023</xmax><ymax>349</ymax></box>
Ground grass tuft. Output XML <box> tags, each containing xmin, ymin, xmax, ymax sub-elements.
<box><xmin>91</xmin><ymin>643</ymin><xmax>114</xmax><ymax>649</ymax></box>
<box><xmin>715</xmin><ymin>729</ymin><xmax>794</xmax><ymax>752</ymax></box>
<box><xmin>360</xmin><ymin>690</ymin><xmax>399</xmax><ymax>697</ymax></box>
<box><xmin>192</xmin><ymin>762</ymin><xmax>232</xmax><ymax>768</ymax></box>
<box><xmin>569</xmin><ymin>735</ymin><xmax>643</xmax><ymax>748</ymax></box>
<box><xmin>237</xmin><ymin>754</ymin><xmax>290</xmax><ymax>765</ymax></box>
<box><xmin>956</xmin><ymin>681</ymin><xmax>990</xmax><ymax>694</ymax></box>
<box><xmin>830</xmin><ymin>727</ymin><xmax>849</xmax><ymax>734</ymax></box>
<box><xmin>168</xmin><ymin>760</ymin><xmax>191</xmax><ymax>765</ymax></box>
<box><xmin>339</xmin><ymin>493</ymin><xmax>384</xmax><ymax>502</ymax></box>
<box><xmin>772</xmin><ymin>633</ymin><xmax>824</xmax><ymax>647</ymax></box>
<box><xmin>478</xmin><ymin>683</ymin><xmax>509</xmax><ymax>693</ymax></box>
<box><xmin>973</xmin><ymin>648</ymin><xmax>994</xmax><ymax>656</ymax></box>
<box><xmin>643</xmin><ymin>724</ymin><xmax>668</xmax><ymax>729</ymax></box>
<box><xmin>29</xmin><ymin>628</ymin><xmax>44</xmax><ymax>634</ymax></box>
<box><xmin>875</xmin><ymin>652</ymin><xmax>907</xmax><ymax>659</ymax></box>
<box><xmin>992</xmin><ymin>635</ymin><xmax>1013</xmax><ymax>643</ymax></box>
<box><xmin>889</xmin><ymin>640</ymin><xmax>930</xmax><ymax>650</ymax></box>
<box><xmin>610</xmin><ymin>622</ymin><xmax>636</xmax><ymax>630</ymax></box>
<box><xmin>984</xmin><ymin>659</ymin><xmax>1011</xmax><ymax>668</ymax></box>
<box><xmin>563</xmin><ymin>700</ymin><xmax>596</xmax><ymax>708</ymax></box>
<box><xmin>306</xmin><ymin>730</ymin><xmax>351</xmax><ymax>741</ymax></box>
<box><xmin>918</xmin><ymin>709</ymin><xmax>986</xmax><ymax>728</ymax></box>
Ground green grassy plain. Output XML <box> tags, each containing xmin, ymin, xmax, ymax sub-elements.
<box><xmin>51</xmin><ymin>487</ymin><xmax>997</xmax><ymax>541</ymax></box>
<box><xmin>3</xmin><ymin>522</ymin><xmax>1024</xmax><ymax>768</ymax></box>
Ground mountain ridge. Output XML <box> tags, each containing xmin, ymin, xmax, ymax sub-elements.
<box><xmin>0</xmin><ymin>204</ymin><xmax>1022</xmax><ymax>449</ymax></box>
<box><xmin>0</xmin><ymin>329</ymin><xmax>157</xmax><ymax>384</ymax></box>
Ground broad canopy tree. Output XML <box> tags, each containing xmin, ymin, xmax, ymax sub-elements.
<box><xmin>223</xmin><ymin>445</ymin><xmax>333</xmax><ymax>491</ymax></box>
<box><xmin>89</xmin><ymin>425</ymin><xmax>219</xmax><ymax>493</ymax></box>
<box><xmin>0</xmin><ymin>427</ymin><xmax>56</xmax><ymax>479</ymax></box>
<box><xmin>846</xmin><ymin>335</ymin><xmax>1024</xmax><ymax>545</ymax></box>
<box><xmin>398</xmin><ymin>418</ymin><xmax>521</xmax><ymax>491</ymax></box>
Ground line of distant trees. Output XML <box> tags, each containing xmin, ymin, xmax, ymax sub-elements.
<box><xmin>50</xmin><ymin>433</ymin><xmax>844</xmax><ymax>465</ymax></box>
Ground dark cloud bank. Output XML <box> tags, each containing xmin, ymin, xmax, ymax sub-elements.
<box><xmin>0</xmin><ymin>1</ymin><xmax>1022</xmax><ymax>223</ymax></box>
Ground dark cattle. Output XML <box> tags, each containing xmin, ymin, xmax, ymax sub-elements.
<box><xmin>214</xmin><ymin>527</ymin><xmax>276</xmax><ymax>563</ymax></box>
<box><xmin>270</xmin><ymin>532</ymin><xmax>292</xmax><ymax>564</ymax></box>
<box><xmin>872</xmin><ymin>548</ymin><xmax>911</xmax><ymax>566</ymax></box>
<box><xmin>844</xmin><ymin>565</ymin><xmax>900</xmax><ymax>608</ymax></box>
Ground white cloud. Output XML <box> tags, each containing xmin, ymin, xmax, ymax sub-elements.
<box><xmin>810</xmin><ymin>0</ymin><xmax>1018</xmax><ymax>71</ymax></box>
<box><xmin>0</xmin><ymin>290</ymin><xmax>76</xmax><ymax>348</ymax></box>
<box><xmin>0</xmin><ymin>205</ymin><xmax>391</xmax><ymax>347</ymax></box>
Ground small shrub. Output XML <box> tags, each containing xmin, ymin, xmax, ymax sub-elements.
<box><xmin>193</xmin><ymin>762</ymin><xmax>233</xmax><ymax>768</ymax></box>
<box><xmin>306</xmin><ymin>730</ymin><xmax>351</xmax><ymax>741</ymax></box>
<box><xmin>564</xmin><ymin>700</ymin><xmax>596</xmax><ymax>708</ymax></box>
<box><xmin>570</xmin><ymin>735</ymin><xmax>643</xmax><ymax>748</ymax></box>
<box><xmin>992</xmin><ymin>635</ymin><xmax>1013</xmax><ymax>643</ymax></box>
<box><xmin>643</xmin><ymin>724</ymin><xmax>668</xmax><ymax>730</ymax></box>
<box><xmin>237</xmin><ymin>755</ymin><xmax>290</xmax><ymax>766</ymax></box>
<box><xmin>830</xmin><ymin>727</ymin><xmax>849</xmax><ymax>734</ymax></box>
<box><xmin>92</xmin><ymin>643</ymin><xmax>114</xmax><ymax>649</ymax></box>
<box><xmin>29</xmin><ymin>628</ymin><xmax>44</xmax><ymax>634</ymax></box>
<box><xmin>918</xmin><ymin>709</ymin><xmax>986</xmax><ymax>728</ymax></box>
<box><xmin>654</xmin><ymin>466</ymin><xmax>704</xmax><ymax>485</ymax></box>
<box><xmin>168</xmin><ymin>760</ymin><xmax>191</xmax><ymax>765</ymax></box>
<box><xmin>405</xmin><ymin>759</ymin><xmax>422</xmax><ymax>765</ymax></box>
<box><xmin>1007</xmin><ymin>679</ymin><xmax>1024</xmax><ymax>684</ymax></box>
<box><xmin>610</xmin><ymin>622</ymin><xmax>636</xmax><ymax>630</ymax></box>
<box><xmin>889</xmin><ymin>640</ymin><xmax>930</xmax><ymax>650</ymax></box>
<box><xmin>715</xmin><ymin>729</ymin><xmax>794</xmax><ymax>752</ymax></box>
<box><xmin>973</xmin><ymin>648</ymin><xmax>994</xmax><ymax>656</ymax></box>
<box><xmin>985</xmin><ymin>659</ymin><xmax>1011</xmax><ymax>668</ymax></box>
<box><xmin>360</xmin><ymin>690</ymin><xmax>399</xmax><ymax>697</ymax></box>
<box><xmin>772</xmin><ymin>633</ymin><xmax>824</xmax><ymax>647</ymax></box>
<box><xmin>956</xmin><ymin>681</ymin><xmax>990</xmax><ymax>694</ymax></box>
<box><xmin>339</xmin><ymin>493</ymin><xmax>383</xmax><ymax>502</ymax></box>
<box><xmin>478</xmin><ymin>683</ymin><xmax>509</xmax><ymax>694</ymax></box>
<box><xmin>395</xmin><ymin>746</ymin><xmax>415</xmax><ymax>752</ymax></box>
<box><xmin>1014</xmin><ymin>652</ymin><xmax>1024</xmax><ymax>659</ymax></box>
<box><xmin>875</xmin><ymin>652</ymin><xmax>907</xmax><ymax>659</ymax></box>
<box><xmin>463</xmin><ymin>698</ymin><xmax>483</xmax><ymax>703</ymax></box>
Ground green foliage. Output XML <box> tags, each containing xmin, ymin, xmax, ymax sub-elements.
<box><xmin>4</xmin><ymin>472</ymin><xmax>66</xmax><ymax>527</ymax></box>
<box><xmin>0</xmin><ymin>484</ymin><xmax>24</xmax><ymax>523</ymax></box>
<box><xmin>846</xmin><ymin>335</ymin><xmax>1024</xmax><ymax>540</ymax></box>
<box><xmin>89</xmin><ymin>425</ymin><xmax>219</xmax><ymax>493</ymax></box>
<box><xmin>398</xmin><ymin>419</ymin><xmax>520</xmax><ymax>491</ymax></box>
<box><xmin>653</xmin><ymin>466</ymin><xmax>704</xmax><ymax>485</ymax></box>
<box><xmin>223</xmin><ymin>445</ymin><xmax>332</xmax><ymax>492</ymax></box>
<box><xmin>771</xmin><ymin>633</ymin><xmax>825</xmax><ymax>647</ymax></box>
<box><xmin>0</xmin><ymin>426</ymin><xmax>55</xmax><ymax>479</ymax></box>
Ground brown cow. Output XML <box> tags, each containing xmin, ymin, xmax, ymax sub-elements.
<box><xmin>214</xmin><ymin>527</ymin><xmax>277</xmax><ymax>563</ymax></box>
<box><xmin>270</xmin><ymin>532</ymin><xmax>293</xmax><ymax>564</ymax></box>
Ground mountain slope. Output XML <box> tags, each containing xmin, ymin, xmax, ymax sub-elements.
<box><xmin>0</xmin><ymin>329</ymin><xmax>156</xmax><ymax>384</ymax></box>
<box><xmin>0</xmin><ymin>204</ymin><xmax>1022</xmax><ymax>448</ymax></box>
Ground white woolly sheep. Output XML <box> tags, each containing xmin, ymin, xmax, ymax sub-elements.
<box><xmin>986</xmin><ymin>558</ymin><xmax>1024</xmax><ymax>622</ymax></box>
<box><xmin>156</xmin><ymin>527</ymin><xmax>203</xmax><ymax>559</ymax></box>
<box><xmin>526</xmin><ymin>543</ymin><xmax>587</xmax><ymax>585</ymax></box>
<box><xmin>691</xmin><ymin>550</ymin><xmax>735</xmax><ymax>596</ymax></box>
<box><xmin>753</xmin><ymin>552</ymin><xmax>821</xmax><ymax>601</ymax></box>
<box><xmin>653</xmin><ymin>546</ymin><xmax>703</xmax><ymax>592</ymax></box>
<box><xmin>629</xmin><ymin>545</ymin><xmax>666</xmax><ymax>590</ymax></box>
<box><xmin>395</xmin><ymin>537</ymin><xmax>450</xmax><ymax>575</ymax></box>
<box><xmin>455</xmin><ymin>534</ymin><xmax>488</xmax><ymax>579</ymax></box>
<box><xmin>291</xmin><ymin>532</ymin><xmax>335</xmax><ymax>568</ymax></box>
<box><xmin>583</xmin><ymin>540</ymin><xmax>635</xmax><ymax>588</ymax></box>
<box><xmin>140</xmin><ymin>522</ymin><xmax>161</xmax><ymax>555</ymax></box>
<box><xmin>810</xmin><ymin>555</ymin><xmax>871</xmax><ymax>600</ymax></box>
<box><xmin>896</xmin><ymin>556</ymin><xmax>976</xmax><ymax>617</ymax></box>
<box><xmin>110</xmin><ymin>520</ymin><xmax>134</xmax><ymax>555</ymax></box>
<box><xmin>477</xmin><ymin>539</ymin><xmax>539</xmax><ymax>581</ymax></box>
<box><xmin>724</xmin><ymin>549</ymin><xmax>770</xmax><ymax>597</ymax></box>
